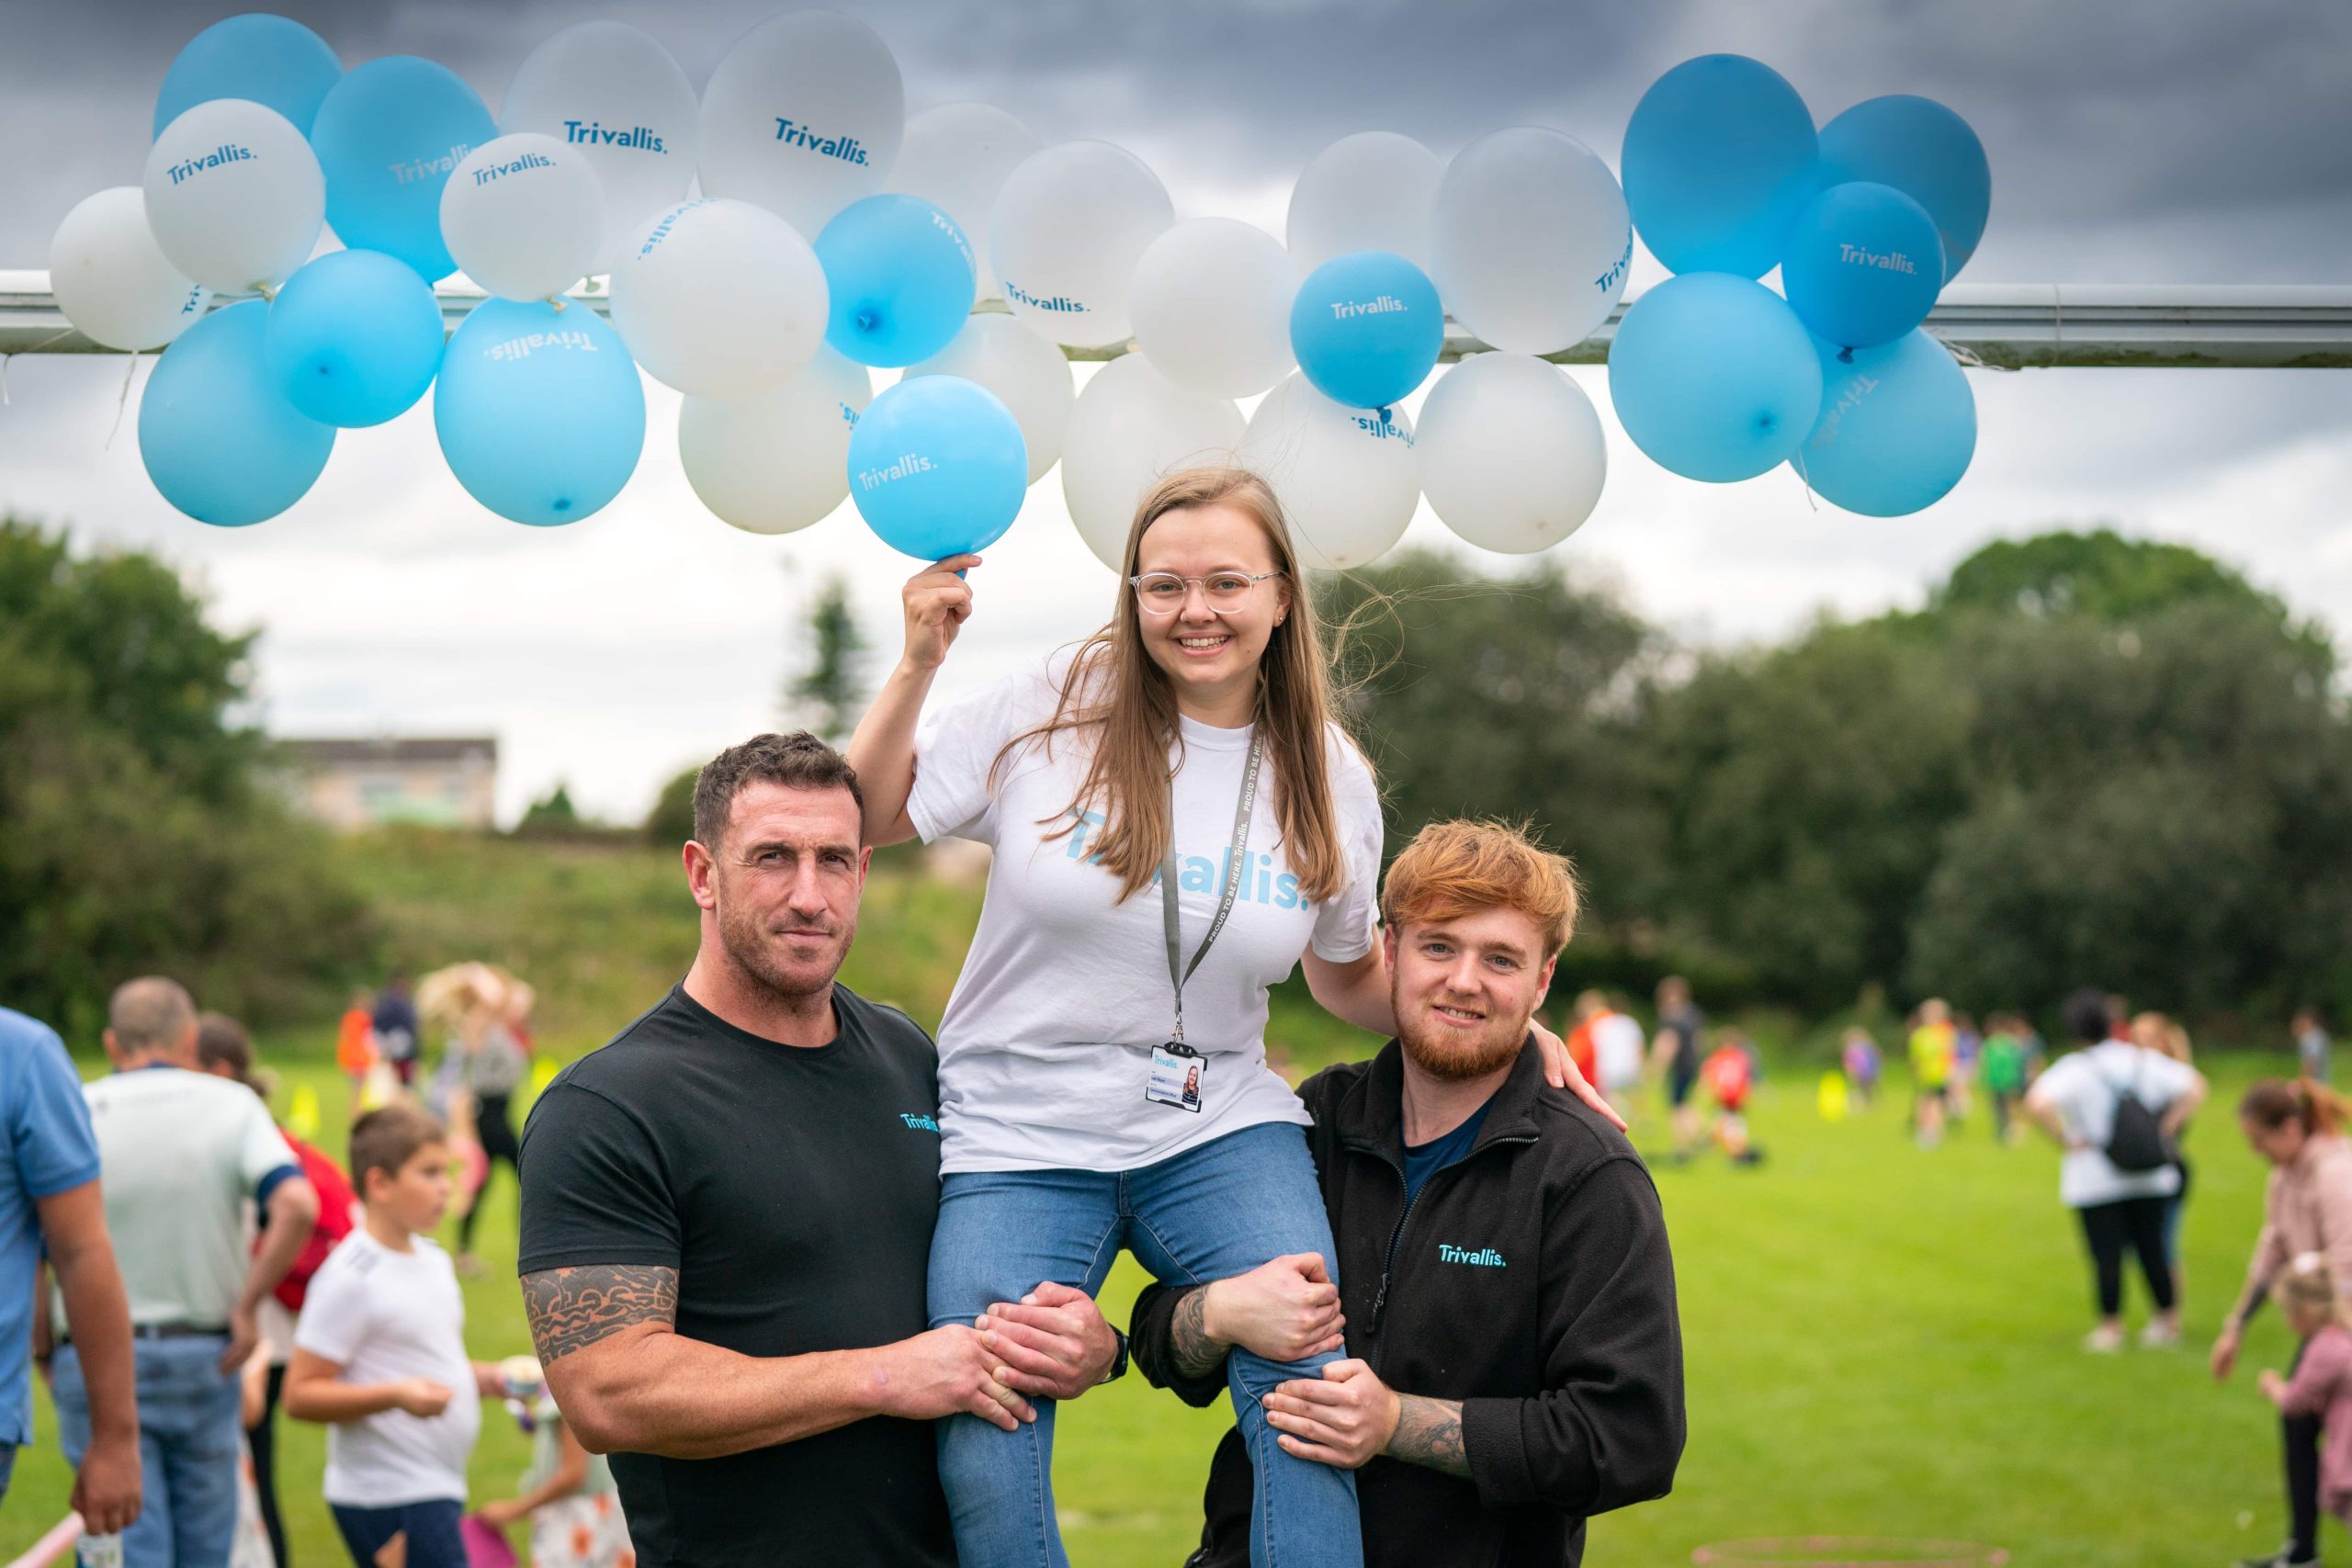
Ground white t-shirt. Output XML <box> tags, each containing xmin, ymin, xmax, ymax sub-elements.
<box><xmin>72</xmin><ymin>1068</ymin><xmax>298</xmax><ymax>1329</ymax></box>
<box><xmin>910</xmin><ymin>652</ymin><xmax>1385</xmax><ymax>1174</ymax></box>
<box><xmin>2032</xmin><ymin>1042</ymin><xmax>2199</xmax><ymax>1208</ymax></box>
<box><xmin>1593</xmin><ymin>1012</ymin><xmax>1647</xmax><ymax>1091</ymax></box>
<box><xmin>294</xmin><ymin>1229</ymin><xmax>481</xmax><ymax>1507</ymax></box>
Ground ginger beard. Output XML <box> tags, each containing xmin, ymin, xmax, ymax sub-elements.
<box><xmin>1387</xmin><ymin>908</ymin><xmax>1555</xmax><ymax>1081</ymax></box>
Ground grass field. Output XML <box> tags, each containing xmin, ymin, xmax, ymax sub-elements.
<box><xmin>0</xmin><ymin>837</ymin><xmax>2319</xmax><ymax>1564</ymax></box>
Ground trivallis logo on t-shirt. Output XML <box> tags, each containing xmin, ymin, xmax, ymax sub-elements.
<box><xmin>1064</xmin><ymin>810</ymin><xmax>1308</xmax><ymax>910</ymax></box>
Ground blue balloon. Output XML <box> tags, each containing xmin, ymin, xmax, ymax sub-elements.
<box><xmin>263</xmin><ymin>250</ymin><xmax>445</xmax><ymax>427</ymax></box>
<box><xmin>1290</xmin><ymin>250</ymin><xmax>1444</xmax><ymax>411</ymax></box>
<box><xmin>309</xmin><ymin>57</ymin><xmax>494</xmax><ymax>281</ymax></box>
<box><xmin>153</xmin><ymin>15</ymin><xmax>342</xmax><ymax>139</ymax></box>
<box><xmin>1781</xmin><ymin>183</ymin><xmax>1945</xmax><ymax>352</ymax></box>
<box><xmin>815</xmin><ymin>196</ymin><xmax>977</xmax><ymax>368</ymax></box>
<box><xmin>139</xmin><ymin>299</ymin><xmax>334</xmax><ymax>526</ymax></box>
<box><xmin>1819</xmin><ymin>96</ymin><xmax>1990</xmax><ymax>283</ymax></box>
<box><xmin>1623</xmin><ymin>54</ymin><xmax>1819</xmax><ymax>278</ymax></box>
<box><xmin>1795</xmin><ymin>330</ymin><xmax>1975</xmax><ymax>515</ymax></box>
<box><xmin>1607</xmin><ymin>273</ymin><xmax>1822</xmax><ymax>482</ymax></box>
<box><xmin>435</xmin><ymin>299</ymin><xmax>645</xmax><ymax>525</ymax></box>
<box><xmin>848</xmin><ymin>376</ymin><xmax>1028</xmax><ymax>559</ymax></box>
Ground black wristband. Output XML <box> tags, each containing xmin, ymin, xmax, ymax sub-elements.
<box><xmin>1102</xmin><ymin>1327</ymin><xmax>1130</xmax><ymax>1385</ymax></box>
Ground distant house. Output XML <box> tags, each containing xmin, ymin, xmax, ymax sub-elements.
<box><xmin>278</xmin><ymin>736</ymin><xmax>499</xmax><ymax>830</ymax></box>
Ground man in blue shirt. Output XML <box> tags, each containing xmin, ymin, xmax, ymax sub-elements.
<box><xmin>2</xmin><ymin>1006</ymin><xmax>140</xmax><ymax>1532</ymax></box>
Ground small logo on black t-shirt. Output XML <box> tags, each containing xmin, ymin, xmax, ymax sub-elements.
<box><xmin>899</xmin><ymin>1112</ymin><xmax>940</xmax><ymax>1133</ymax></box>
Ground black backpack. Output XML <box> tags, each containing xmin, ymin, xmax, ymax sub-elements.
<box><xmin>2104</xmin><ymin>1053</ymin><xmax>2172</xmax><ymax>1173</ymax></box>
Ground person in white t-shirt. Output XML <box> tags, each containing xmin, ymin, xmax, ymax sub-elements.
<box><xmin>2024</xmin><ymin>988</ymin><xmax>2208</xmax><ymax>1353</ymax></box>
<box><xmin>847</xmin><ymin>466</ymin><xmax>1611</xmax><ymax>1568</ymax></box>
<box><xmin>287</xmin><ymin>1104</ymin><xmax>507</xmax><ymax>1568</ymax></box>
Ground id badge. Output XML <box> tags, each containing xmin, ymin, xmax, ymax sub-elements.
<box><xmin>1147</xmin><ymin>1043</ymin><xmax>1205</xmax><ymax>1113</ymax></box>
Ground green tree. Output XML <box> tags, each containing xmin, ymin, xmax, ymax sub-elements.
<box><xmin>514</xmin><ymin>782</ymin><xmax>582</xmax><ymax>836</ymax></box>
<box><xmin>790</xmin><ymin>574</ymin><xmax>869</xmax><ymax>741</ymax></box>
<box><xmin>0</xmin><ymin>518</ymin><xmax>370</xmax><ymax>1038</ymax></box>
<box><xmin>644</xmin><ymin>763</ymin><xmax>701</xmax><ymax>847</ymax></box>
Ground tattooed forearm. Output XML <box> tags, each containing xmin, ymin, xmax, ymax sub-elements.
<box><xmin>1170</xmin><ymin>1284</ymin><xmax>1230</xmax><ymax>1380</ymax></box>
<box><xmin>1388</xmin><ymin>1393</ymin><xmax>1471</xmax><ymax>1478</ymax></box>
<box><xmin>523</xmin><ymin>1265</ymin><xmax>678</xmax><ymax>1365</ymax></box>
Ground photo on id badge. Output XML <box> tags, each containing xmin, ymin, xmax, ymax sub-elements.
<box><xmin>1149</xmin><ymin>1043</ymin><xmax>1204</xmax><ymax>1112</ymax></box>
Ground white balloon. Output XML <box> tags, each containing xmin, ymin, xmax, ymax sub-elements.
<box><xmin>1287</xmin><ymin>132</ymin><xmax>1443</xmax><ymax>275</ymax></box>
<box><xmin>698</xmin><ymin>11</ymin><xmax>902</xmax><ymax>237</ymax></box>
<box><xmin>1416</xmin><ymin>354</ymin><xmax>1606</xmax><ymax>554</ymax></box>
<box><xmin>498</xmin><ymin>21</ymin><xmax>700</xmax><ymax>275</ymax></box>
<box><xmin>991</xmin><ymin>141</ymin><xmax>1173</xmax><ymax>349</ymax></box>
<box><xmin>680</xmin><ymin>346</ymin><xmax>874</xmax><ymax>534</ymax></box>
<box><xmin>50</xmin><ymin>187</ymin><xmax>211</xmax><ymax>350</ymax></box>
<box><xmin>441</xmin><ymin>133</ymin><xmax>606</xmax><ymax>300</ymax></box>
<box><xmin>892</xmin><ymin>104</ymin><xmax>1041</xmax><ymax>300</ymax></box>
<box><xmin>1129</xmin><ymin>218</ymin><xmax>1296</xmax><ymax>400</ymax></box>
<box><xmin>905</xmin><ymin>314</ymin><xmax>1073</xmax><ymax>483</ymax></box>
<box><xmin>607</xmin><ymin>198</ymin><xmax>828</xmax><ymax>398</ymax></box>
<box><xmin>1430</xmin><ymin>127</ymin><xmax>1632</xmax><ymax>355</ymax></box>
<box><xmin>143</xmin><ymin>99</ymin><xmax>324</xmax><ymax>293</ymax></box>
<box><xmin>1237</xmin><ymin>372</ymin><xmax>1418</xmax><ymax>571</ymax></box>
<box><xmin>1060</xmin><ymin>354</ymin><xmax>1243</xmax><ymax>570</ymax></box>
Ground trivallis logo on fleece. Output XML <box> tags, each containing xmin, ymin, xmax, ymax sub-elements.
<box><xmin>1438</xmin><ymin>1245</ymin><xmax>1506</xmax><ymax>1267</ymax></box>
<box><xmin>470</xmin><ymin>152</ymin><xmax>554</xmax><ymax>186</ymax></box>
<box><xmin>564</xmin><ymin>120</ymin><xmax>667</xmax><ymax>154</ymax></box>
<box><xmin>163</xmin><ymin>144</ymin><xmax>254</xmax><ymax>185</ymax></box>
<box><xmin>390</xmin><ymin>144</ymin><xmax>473</xmax><ymax>186</ymax></box>
<box><xmin>773</xmin><ymin>118</ymin><xmax>869</xmax><ymax>164</ymax></box>
<box><xmin>857</xmin><ymin>453</ymin><xmax>934</xmax><ymax>491</ymax></box>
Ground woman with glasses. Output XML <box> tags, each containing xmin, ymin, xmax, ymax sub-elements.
<box><xmin>848</xmin><ymin>465</ymin><xmax>1603</xmax><ymax>1568</ymax></box>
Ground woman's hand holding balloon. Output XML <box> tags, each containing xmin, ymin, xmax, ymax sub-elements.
<box><xmin>899</xmin><ymin>556</ymin><xmax>979</xmax><ymax>674</ymax></box>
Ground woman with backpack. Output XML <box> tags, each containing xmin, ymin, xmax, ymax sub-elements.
<box><xmin>2022</xmin><ymin>987</ymin><xmax>2207</xmax><ymax>1352</ymax></box>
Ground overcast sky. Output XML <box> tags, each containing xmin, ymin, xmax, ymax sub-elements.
<box><xmin>3</xmin><ymin>0</ymin><xmax>2349</xmax><ymax>824</ymax></box>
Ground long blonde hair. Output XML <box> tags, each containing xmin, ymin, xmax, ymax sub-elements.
<box><xmin>994</xmin><ymin>467</ymin><xmax>1362</xmax><ymax>904</ymax></box>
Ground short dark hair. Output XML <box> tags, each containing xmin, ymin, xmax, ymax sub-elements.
<box><xmin>348</xmin><ymin>1105</ymin><xmax>447</xmax><ymax>1193</ymax></box>
<box><xmin>2063</xmin><ymin>987</ymin><xmax>2113</xmax><ymax>1044</ymax></box>
<box><xmin>692</xmin><ymin>732</ymin><xmax>865</xmax><ymax>850</ymax></box>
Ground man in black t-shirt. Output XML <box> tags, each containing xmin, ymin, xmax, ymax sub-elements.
<box><xmin>517</xmin><ymin>734</ymin><xmax>1121</xmax><ymax>1567</ymax></box>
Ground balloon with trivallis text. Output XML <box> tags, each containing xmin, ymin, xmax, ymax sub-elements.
<box><xmin>434</xmin><ymin>297</ymin><xmax>645</xmax><ymax>526</ymax></box>
<box><xmin>143</xmin><ymin>99</ymin><xmax>324</xmax><ymax>294</ymax></box>
<box><xmin>1430</xmin><ymin>126</ymin><xmax>1632</xmax><ymax>356</ymax></box>
<box><xmin>698</xmin><ymin>11</ymin><xmax>903</xmax><ymax>237</ymax></box>
<box><xmin>607</xmin><ymin>198</ymin><xmax>829</xmax><ymax>399</ymax></box>
<box><xmin>440</xmin><ymin>133</ymin><xmax>606</xmax><ymax>302</ymax></box>
<box><xmin>1060</xmin><ymin>353</ymin><xmax>1244</xmax><ymax>570</ymax></box>
<box><xmin>1793</xmin><ymin>329</ymin><xmax>1974</xmax><ymax>516</ymax></box>
<box><xmin>890</xmin><ymin>103</ymin><xmax>1041</xmax><ymax>301</ymax></box>
<box><xmin>1236</xmin><ymin>372</ymin><xmax>1418</xmax><ymax>572</ymax></box>
<box><xmin>1780</xmin><ymin>181</ymin><xmax>1944</xmax><ymax>351</ymax></box>
<box><xmin>905</xmin><ymin>314</ymin><xmax>1074</xmax><ymax>484</ymax></box>
<box><xmin>1129</xmin><ymin>218</ymin><xmax>1297</xmax><ymax>400</ymax></box>
<box><xmin>1287</xmin><ymin>131</ymin><xmax>1443</xmax><ymax>275</ymax></box>
<box><xmin>497</xmin><ymin>20</ymin><xmax>699</xmax><ymax>275</ymax></box>
<box><xmin>847</xmin><ymin>375</ymin><xmax>1029</xmax><ymax>560</ymax></box>
<box><xmin>815</xmin><ymin>194</ymin><xmax>976</xmax><ymax>367</ymax></box>
<box><xmin>990</xmin><ymin>141</ymin><xmax>1173</xmax><ymax>349</ymax></box>
<box><xmin>1416</xmin><ymin>353</ymin><xmax>1606</xmax><ymax>555</ymax></box>
<box><xmin>50</xmin><ymin>187</ymin><xmax>211</xmax><ymax>351</ymax></box>
<box><xmin>681</xmin><ymin>347</ymin><xmax>875</xmax><ymax>535</ymax></box>
<box><xmin>309</xmin><ymin>56</ymin><xmax>496</xmax><ymax>282</ymax></box>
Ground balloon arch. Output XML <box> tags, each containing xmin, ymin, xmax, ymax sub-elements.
<box><xmin>47</xmin><ymin>13</ymin><xmax>2003</xmax><ymax>557</ymax></box>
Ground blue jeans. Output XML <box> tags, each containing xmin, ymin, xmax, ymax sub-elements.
<box><xmin>332</xmin><ymin>1498</ymin><xmax>467</xmax><ymax>1568</ymax></box>
<box><xmin>929</xmin><ymin>1122</ymin><xmax>1362</xmax><ymax>1568</ymax></box>
<box><xmin>55</xmin><ymin>1336</ymin><xmax>243</xmax><ymax>1568</ymax></box>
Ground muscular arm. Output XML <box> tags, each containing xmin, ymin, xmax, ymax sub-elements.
<box><xmin>1388</xmin><ymin>1393</ymin><xmax>1471</xmax><ymax>1478</ymax></box>
<box><xmin>524</xmin><ymin>1263</ymin><xmax>1026</xmax><ymax>1460</ymax></box>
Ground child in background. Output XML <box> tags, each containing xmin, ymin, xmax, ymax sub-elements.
<box><xmin>285</xmin><ymin>1105</ymin><xmax>513</xmax><ymax>1568</ymax></box>
<box><xmin>336</xmin><ymin>989</ymin><xmax>378</xmax><ymax>1116</ymax></box>
<box><xmin>1841</xmin><ymin>1027</ymin><xmax>1883</xmax><ymax>1111</ymax></box>
<box><xmin>1702</xmin><ymin>1032</ymin><xmax>1763</xmax><ymax>1165</ymax></box>
<box><xmin>1984</xmin><ymin>1017</ymin><xmax>2030</xmax><ymax>1145</ymax></box>
<box><xmin>1909</xmin><ymin>999</ymin><xmax>1957</xmax><ymax>1147</ymax></box>
<box><xmin>2258</xmin><ymin>1255</ymin><xmax>2352</xmax><ymax>1536</ymax></box>
<box><xmin>476</xmin><ymin>1381</ymin><xmax>637</xmax><ymax>1568</ymax></box>
<box><xmin>1950</xmin><ymin>1011</ymin><xmax>1982</xmax><ymax>1122</ymax></box>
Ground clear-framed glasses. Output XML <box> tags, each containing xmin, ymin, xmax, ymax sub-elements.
<box><xmin>1128</xmin><ymin>570</ymin><xmax>1284</xmax><ymax>615</ymax></box>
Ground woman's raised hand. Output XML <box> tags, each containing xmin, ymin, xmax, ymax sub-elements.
<box><xmin>899</xmin><ymin>555</ymin><xmax>979</xmax><ymax>673</ymax></box>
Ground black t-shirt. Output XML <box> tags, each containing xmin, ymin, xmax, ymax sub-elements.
<box><xmin>516</xmin><ymin>983</ymin><xmax>951</xmax><ymax>1568</ymax></box>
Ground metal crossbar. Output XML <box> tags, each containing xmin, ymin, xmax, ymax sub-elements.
<box><xmin>3</xmin><ymin>272</ymin><xmax>2347</xmax><ymax>369</ymax></box>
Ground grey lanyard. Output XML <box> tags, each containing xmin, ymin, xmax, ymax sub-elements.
<box><xmin>1160</xmin><ymin>729</ymin><xmax>1266</xmax><ymax>1048</ymax></box>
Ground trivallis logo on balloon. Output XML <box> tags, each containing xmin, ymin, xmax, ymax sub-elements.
<box><xmin>1329</xmin><ymin>295</ymin><xmax>1408</xmax><ymax>321</ymax></box>
<box><xmin>1001</xmin><ymin>282</ymin><xmax>1083</xmax><ymax>313</ymax></box>
<box><xmin>1594</xmin><ymin>231</ymin><xmax>1634</xmax><ymax>295</ymax></box>
<box><xmin>838</xmin><ymin>403</ymin><xmax>861</xmax><ymax>428</ymax></box>
<box><xmin>390</xmin><ymin>144</ymin><xmax>474</xmax><ymax>186</ymax></box>
<box><xmin>563</xmin><ymin>120</ymin><xmax>666</xmax><ymax>154</ymax></box>
<box><xmin>1838</xmin><ymin>243</ymin><xmax>1917</xmax><ymax>275</ymax></box>
<box><xmin>1349</xmin><ymin>414</ymin><xmax>1415</xmax><ymax>447</ymax></box>
<box><xmin>469</xmin><ymin>152</ymin><xmax>556</xmax><ymax>186</ymax></box>
<box><xmin>163</xmin><ymin>144</ymin><xmax>254</xmax><ymax>185</ymax></box>
<box><xmin>636</xmin><ymin>201</ymin><xmax>710</xmax><ymax>260</ymax></box>
<box><xmin>1808</xmin><ymin>372</ymin><xmax>1882</xmax><ymax>451</ymax></box>
<box><xmin>771</xmin><ymin>118</ymin><xmax>869</xmax><ymax>164</ymax></box>
<box><xmin>857</xmin><ymin>454</ymin><xmax>936</xmax><ymax>491</ymax></box>
<box><xmin>486</xmin><ymin>329</ymin><xmax>598</xmax><ymax>364</ymax></box>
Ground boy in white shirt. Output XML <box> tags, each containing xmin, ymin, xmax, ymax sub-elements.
<box><xmin>286</xmin><ymin>1106</ymin><xmax>507</xmax><ymax>1568</ymax></box>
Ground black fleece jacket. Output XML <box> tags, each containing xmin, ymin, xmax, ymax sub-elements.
<box><xmin>1129</xmin><ymin>1037</ymin><xmax>1685</xmax><ymax>1567</ymax></box>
